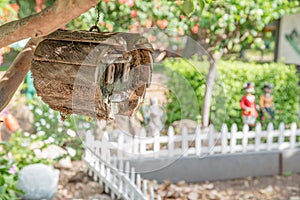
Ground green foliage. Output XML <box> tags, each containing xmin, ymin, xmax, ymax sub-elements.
<box><xmin>0</xmin><ymin>143</ymin><xmax>24</xmax><ymax>200</ymax></box>
<box><xmin>27</xmin><ymin>98</ymin><xmax>92</xmax><ymax>160</ymax></box>
<box><xmin>67</xmin><ymin>0</ymin><xmax>300</xmax><ymax>56</ymax></box>
<box><xmin>0</xmin><ymin>98</ymin><xmax>92</xmax><ymax>198</ymax></box>
<box><xmin>188</xmin><ymin>0</ymin><xmax>300</xmax><ymax>53</ymax></box>
<box><xmin>219</xmin><ymin>60</ymin><xmax>299</xmax><ymax>129</ymax></box>
<box><xmin>183</xmin><ymin>0</ymin><xmax>196</xmax><ymax>17</ymax></box>
<box><xmin>164</xmin><ymin>57</ymin><xmax>211</xmax><ymax>124</ymax></box>
<box><xmin>165</xmin><ymin>58</ymin><xmax>299</xmax><ymax>130</ymax></box>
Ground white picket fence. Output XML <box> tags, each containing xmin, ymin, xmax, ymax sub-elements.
<box><xmin>84</xmin><ymin>132</ymin><xmax>161</xmax><ymax>200</ymax></box>
<box><xmin>91</xmin><ymin>122</ymin><xmax>300</xmax><ymax>160</ymax></box>
<box><xmin>83</xmin><ymin>122</ymin><xmax>300</xmax><ymax>199</ymax></box>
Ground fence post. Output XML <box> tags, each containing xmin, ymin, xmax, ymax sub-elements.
<box><xmin>111</xmin><ymin>156</ymin><xmax>117</xmax><ymax>187</ymax></box>
<box><xmin>195</xmin><ymin>125</ymin><xmax>202</xmax><ymax>156</ymax></box>
<box><xmin>291</xmin><ymin>122</ymin><xmax>297</xmax><ymax>148</ymax></box>
<box><xmin>124</xmin><ymin>161</ymin><xmax>130</xmax><ymax>194</ymax></box>
<box><xmin>150</xmin><ymin>187</ymin><xmax>155</xmax><ymax>200</ymax></box>
<box><xmin>118</xmin><ymin>133</ymin><xmax>124</xmax><ymax>160</ymax></box>
<box><xmin>140</xmin><ymin>128</ymin><xmax>147</xmax><ymax>154</ymax></box>
<box><xmin>118</xmin><ymin>160</ymin><xmax>124</xmax><ymax>193</ymax></box>
<box><xmin>255</xmin><ymin>123</ymin><xmax>262</xmax><ymax>152</ymax></box>
<box><xmin>105</xmin><ymin>164</ymin><xmax>110</xmax><ymax>193</ymax></box>
<box><xmin>168</xmin><ymin>126</ymin><xmax>175</xmax><ymax>157</ymax></box>
<box><xmin>278</xmin><ymin>122</ymin><xmax>285</xmax><ymax>150</ymax></box>
<box><xmin>143</xmin><ymin>180</ymin><xmax>148</xmax><ymax>197</ymax></box>
<box><xmin>230</xmin><ymin>124</ymin><xmax>237</xmax><ymax>153</ymax></box>
<box><xmin>208</xmin><ymin>125</ymin><xmax>215</xmax><ymax>155</ymax></box>
<box><xmin>221</xmin><ymin>124</ymin><xmax>228</xmax><ymax>154</ymax></box>
<box><xmin>267</xmin><ymin>122</ymin><xmax>274</xmax><ymax>151</ymax></box>
<box><xmin>136</xmin><ymin>174</ymin><xmax>141</xmax><ymax>190</ymax></box>
<box><xmin>182</xmin><ymin>126</ymin><xmax>188</xmax><ymax>156</ymax></box>
<box><xmin>130</xmin><ymin>167</ymin><xmax>135</xmax><ymax>198</ymax></box>
<box><xmin>242</xmin><ymin>124</ymin><xmax>249</xmax><ymax>152</ymax></box>
<box><xmin>94</xmin><ymin>141</ymin><xmax>101</xmax><ymax>172</ymax></box>
<box><xmin>153</xmin><ymin>129</ymin><xmax>160</xmax><ymax>158</ymax></box>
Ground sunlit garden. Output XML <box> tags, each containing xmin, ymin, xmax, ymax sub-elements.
<box><xmin>0</xmin><ymin>0</ymin><xmax>300</xmax><ymax>200</ymax></box>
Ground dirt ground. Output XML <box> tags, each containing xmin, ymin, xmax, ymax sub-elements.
<box><xmin>53</xmin><ymin>161</ymin><xmax>300</xmax><ymax>200</ymax></box>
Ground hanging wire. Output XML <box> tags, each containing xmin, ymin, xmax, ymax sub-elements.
<box><xmin>94</xmin><ymin>3</ymin><xmax>101</xmax><ymax>27</ymax></box>
<box><xmin>89</xmin><ymin>2</ymin><xmax>101</xmax><ymax>32</ymax></box>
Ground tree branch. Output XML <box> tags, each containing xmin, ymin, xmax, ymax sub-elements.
<box><xmin>0</xmin><ymin>0</ymin><xmax>98</xmax><ymax>48</ymax></box>
<box><xmin>0</xmin><ymin>38</ymin><xmax>41</xmax><ymax>112</ymax></box>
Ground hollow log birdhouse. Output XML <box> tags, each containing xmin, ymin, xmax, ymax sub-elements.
<box><xmin>31</xmin><ymin>29</ymin><xmax>154</xmax><ymax>120</ymax></box>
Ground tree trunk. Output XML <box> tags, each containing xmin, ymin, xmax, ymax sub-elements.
<box><xmin>201</xmin><ymin>58</ymin><xmax>217</xmax><ymax>128</ymax></box>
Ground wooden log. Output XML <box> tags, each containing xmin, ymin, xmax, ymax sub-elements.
<box><xmin>31</xmin><ymin>29</ymin><xmax>153</xmax><ymax>120</ymax></box>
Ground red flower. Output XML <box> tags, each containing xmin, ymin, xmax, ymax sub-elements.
<box><xmin>157</xmin><ymin>19</ymin><xmax>168</xmax><ymax>29</ymax></box>
<box><xmin>192</xmin><ymin>25</ymin><xmax>199</xmax><ymax>34</ymax></box>
<box><xmin>9</xmin><ymin>3</ymin><xmax>19</xmax><ymax>12</ymax></box>
<box><xmin>130</xmin><ymin>10</ymin><xmax>137</xmax><ymax>18</ymax></box>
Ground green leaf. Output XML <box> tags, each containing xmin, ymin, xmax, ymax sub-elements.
<box><xmin>199</xmin><ymin>0</ymin><xmax>205</xmax><ymax>14</ymax></box>
<box><xmin>0</xmin><ymin>175</ymin><xmax>5</xmax><ymax>187</ymax></box>
<box><xmin>183</xmin><ymin>0</ymin><xmax>195</xmax><ymax>17</ymax></box>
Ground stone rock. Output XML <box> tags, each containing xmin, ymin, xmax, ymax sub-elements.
<box><xmin>188</xmin><ymin>192</ymin><xmax>199</xmax><ymax>200</ymax></box>
<box><xmin>259</xmin><ymin>185</ymin><xmax>273</xmax><ymax>194</ymax></box>
<box><xmin>55</xmin><ymin>156</ymin><xmax>73</xmax><ymax>169</ymax></box>
<box><xmin>17</xmin><ymin>164</ymin><xmax>59</xmax><ymax>200</ymax></box>
<box><xmin>40</xmin><ymin>144</ymin><xmax>68</xmax><ymax>160</ymax></box>
<box><xmin>87</xmin><ymin>194</ymin><xmax>111</xmax><ymax>200</ymax></box>
<box><xmin>171</xmin><ymin>119</ymin><xmax>199</xmax><ymax>134</ymax></box>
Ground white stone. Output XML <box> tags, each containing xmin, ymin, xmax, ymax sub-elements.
<box><xmin>17</xmin><ymin>164</ymin><xmax>59</xmax><ymax>200</ymax></box>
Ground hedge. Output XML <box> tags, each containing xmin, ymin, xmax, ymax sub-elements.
<box><xmin>164</xmin><ymin>58</ymin><xmax>299</xmax><ymax>130</ymax></box>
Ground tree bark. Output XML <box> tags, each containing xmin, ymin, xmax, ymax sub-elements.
<box><xmin>202</xmin><ymin>51</ymin><xmax>223</xmax><ymax>129</ymax></box>
<box><xmin>0</xmin><ymin>38</ymin><xmax>41</xmax><ymax>112</ymax></box>
<box><xmin>201</xmin><ymin>60</ymin><xmax>217</xmax><ymax>128</ymax></box>
<box><xmin>0</xmin><ymin>0</ymin><xmax>98</xmax><ymax>48</ymax></box>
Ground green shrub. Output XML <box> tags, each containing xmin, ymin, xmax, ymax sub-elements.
<box><xmin>27</xmin><ymin>98</ymin><xmax>93</xmax><ymax>160</ymax></box>
<box><xmin>164</xmin><ymin>59</ymin><xmax>299</xmax><ymax>130</ymax></box>
<box><xmin>0</xmin><ymin>142</ymin><xmax>24</xmax><ymax>200</ymax></box>
<box><xmin>164</xmin><ymin>58</ymin><xmax>207</xmax><ymax>125</ymax></box>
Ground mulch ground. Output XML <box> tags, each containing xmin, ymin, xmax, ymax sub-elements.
<box><xmin>53</xmin><ymin>161</ymin><xmax>300</xmax><ymax>200</ymax></box>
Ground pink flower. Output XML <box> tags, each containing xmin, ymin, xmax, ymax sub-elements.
<box><xmin>0</xmin><ymin>55</ymin><xmax>3</xmax><ymax>65</ymax></box>
<box><xmin>8</xmin><ymin>164</ymin><xmax>17</xmax><ymax>175</ymax></box>
<box><xmin>126</xmin><ymin>0</ymin><xmax>134</xmax><ymax>7</ymax></box>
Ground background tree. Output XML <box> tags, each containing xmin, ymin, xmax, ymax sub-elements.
<box><xmin>182</xmin><ymin>0</ymin><xmax>300</xmax><ymax>128</ymax></box>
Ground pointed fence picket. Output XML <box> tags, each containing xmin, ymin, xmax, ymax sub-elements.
<box><xmin>92</xmin><ymin>122</ymin><xmax>300</xmax><ymax>160</ymax></box>
<box><xmin>83</xmin><ymin>142</ymin><xmax>161</xmax><ymax>200</ymax></box>
<box><xmin>84</xmin><ymin>122</ymin><xmax>300</xmax><ymax>199</ymax></box>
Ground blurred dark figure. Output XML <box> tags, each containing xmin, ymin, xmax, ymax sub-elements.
<box><xmin>259</xmin><ymin>84</ymin><xmax>274</xmax><ymax>121</ymax></box>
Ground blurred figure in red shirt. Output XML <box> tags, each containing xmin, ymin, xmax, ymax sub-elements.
<box><xmin>240</xmin><ymin>82</ymin><xmax>258</xmax><ymax>129</ymax></box>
